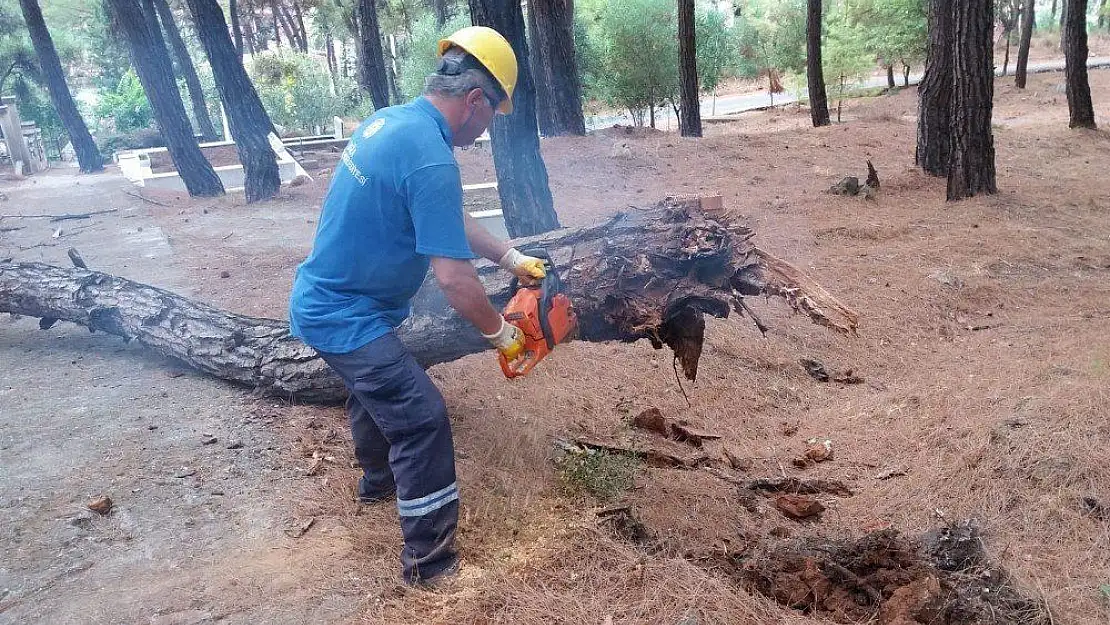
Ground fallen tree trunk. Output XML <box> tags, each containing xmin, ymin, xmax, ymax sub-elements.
<box><xmin>0</xmin><ymin>198</ymin><xmax>857</xmax><ymax>404</ymax></box>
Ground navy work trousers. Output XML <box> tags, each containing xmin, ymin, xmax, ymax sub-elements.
<box><xmin>318</xmin><ymin>332</ymin><xmax>459</xmax><ymax>584</ymax></box>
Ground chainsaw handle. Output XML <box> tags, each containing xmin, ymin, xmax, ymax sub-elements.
<box><xmin>499</xmin><ymin>349</ymin><xmax>539</xmax><ymax>378</ymax></box>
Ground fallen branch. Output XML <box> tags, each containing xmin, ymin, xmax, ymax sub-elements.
<box><xmin>0</xmin><ymin>208</ymin><xmax>119</xmax><ymax>221</ymax></box>
<box><xmin>124</xmin><ymin>190</ymin><xmax>170</xmax><ymax>207</ymax></box>
<box><xmin>0</xmin><ymin>198</ymin><xmax>857</xmax><ymax>403</ymax></box>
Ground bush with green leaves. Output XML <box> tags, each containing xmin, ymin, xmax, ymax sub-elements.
<box><xmin>735</xmin><ymin>0</ymin><xmax>807</xmax><ymax>87</ymax></box>
<box><xmin>94</xmin><ymin>70</ymin><xmax>154</xmax><ymax>133</ymax></box>
<box><xmin>696</xmin><ymin>7</ymin><xmax>739</xmax><ymax>95</ymax></box>
<box><xmin>397</xmin><ymin>12</ymin><xmax>470</xmax><ymax>100</ymax></box>
<box><xmin>822</xmin><ymin>7</ymin><xmax>876</xmax><ymax>119</ymax></box>
<box><xmin>841</xmin><ymin>0</ymin><xmax>927</xmax><ymax>73</ymax></box>
<box><xmin>595</xmin><ymin>0</ymin><xmax>678</xmax><ymax>125</ymax></box>
<box><xmin>250</xmin><ymin>50</ymin><xmax>342</xmax><ymax>134</ymax></box>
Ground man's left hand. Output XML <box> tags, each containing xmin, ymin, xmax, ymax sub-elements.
<box><xmin>499</xmin><ymin>248</ymin><xmax>547</xmax><ymax>280</ymax></box>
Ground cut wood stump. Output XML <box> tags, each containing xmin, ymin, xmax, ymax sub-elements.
<box><xmin>0</xmin><ymin>198</ymin><xmax>858</xmax><ymax>403</ymax></box>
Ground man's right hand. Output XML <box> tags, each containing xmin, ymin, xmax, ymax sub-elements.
<box><xmin>482</xmin><ymin>318</ymin><xmax>525</xmax><ymax>361</ymax></box>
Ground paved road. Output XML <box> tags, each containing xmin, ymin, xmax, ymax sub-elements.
<box><xmin>585</xmin><ymin>57</ymin><xmax>1110</xmax><ymax>131</ymax></box>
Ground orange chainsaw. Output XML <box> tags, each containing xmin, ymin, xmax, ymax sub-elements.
<box><xmin>498</xmin><ymin>248</ymin><xmax>578</xmax><ymax>378</ymax></box>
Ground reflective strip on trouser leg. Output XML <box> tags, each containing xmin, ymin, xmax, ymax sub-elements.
<box><xmin>397</xmin><ymin>482</ymin><xmax>459</xmax><ymax>517</ymax></box>
<box><xmin>316</xmin><ymin>332</ymin><xmax>460</xmax><ymax>584</ymax></box>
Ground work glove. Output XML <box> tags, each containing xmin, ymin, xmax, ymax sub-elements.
<box><xmin>499</xmin><ymin>248</ymin><xmax>547</xmax><ymax>280</ymax></box>
<box><xmin>483</xmin><ymin>317</ymin><xmax>525</xmax><ymax>361</ymax></box>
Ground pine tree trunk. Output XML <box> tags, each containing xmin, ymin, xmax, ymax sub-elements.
<box><xmin>807</xmin><ymin>0</ymin><xmax>830</xmax><ymax>127</ymax></box>
<box><xmin>292</xmin><ymin>0</ymin><xmax>308</xmax><ymax>51</ymax></box>
<box><xmin>185</xmin><ymin>0</ymin><xmax>281</xmax><ymax>203</ymax></box>
<box><xmin>242</xmin><ymin>4</ymin><xmax>257</xmax><ymax>56</ymax></box>
<box><xmin>17</xmin><ymin>0</ymin><xmax>104</xmax><ymax>173</ymax></box>
<box><xmin>325</xmin><ymin>33</ymin><xmax>338</xmax><ymax>86</ymax></box>
<box><xmin>270</xmin><ymin>0</ymin><xmax>282</xmax><ymax>47</ymax></box>
<box><xmin>677</xmin><ymin>0</ymin><xmax>702</xmax><ymax>137</ymax></box>
<box><xmin>430</xmin><ymin>0</ymin><xmax>448</xmax><ymax>26</ymax></box>
<box><xmin>152</xmin><ymin>0</ymin><xmax>220</xmax><ymax>141</ymax></box>
<box><xmin>886</xmin><ymin>64</ymin><xmax>896</xmax><ymax>87</ymax></box>
<box><xmin>0</xmin><ymin>201</ymin><xmax>858</xmax><ymax>403</ymax></box>
<box><xmin>916</xmin><ymin>0</ymin><xmax>953</xmax><ymax>177</ymax></box>
<box><xmin>947</xmin><ymin>0</ymin><xmax>997</xmax><ymax>200</ymax></box>
<box><xmin>230</xmin><ymin>0</ymin><xmax>245</xmax><ymax>56</ymax></box>
<box><xmin>1016</xmin><ymin>0</ymin><xmax>1035</xmax><ymax>87</ymax></box>
<box><xmin>527</xmin><ymin>3</ymin><xmax>558</xmax><ymax>136</ymax></box>
<box><xmin>1064</xmin><ymin>0</ymin><xmax>1097</xmax><ymax>127</ymax></box>
<box><xmin>356</xmin><ymin>0</ymin><xmax>391</xmax><ymax>111</ymax></box>
<box><xmin>530</xmin><ymin>0</ymin><xmax>587</xmax><ymax>136</ymax></box>
<box><xmin>107</xmin><ymin>0</ymin><xmax>224</xmax><ymax>197</ymax></box>
<box><xmin>1003</xmin><ymin>30</ymin><xmax>1011</xmax><ymax>75</ymax></box>
<box><xmin>468</xmin><ymin>0</ymin><xmax>561</xmax><ymax>237</ymax></box>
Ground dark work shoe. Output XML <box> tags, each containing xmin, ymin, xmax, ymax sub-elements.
<box><xmin>413</xmin><ymin>558</ymin><xmax>460</xmax><ymax>590</ymax></box>
<box><xmin>358</xmin><ymin>488</ymin><xmax>396</xmax><ymax>504</ymax></box>
<box><xmin>358</xmin><ymin>475</ymin><xmax>396</xmax><ymax>504</ymax></box>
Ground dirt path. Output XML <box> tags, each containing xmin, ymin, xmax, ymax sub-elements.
<box><xmin>0</xmin><ymin>172</ymin><xmax>359</xmax><ymax>624</ymax></box>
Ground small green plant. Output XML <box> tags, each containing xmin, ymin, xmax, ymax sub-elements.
<box><xmin>555</xmin><ymin>448</ymin><xmax>637</xmax><ymax>501</ymax></box>
<box><xmin>250</xmin><ymin>50</ymin><xmax>343</xmax><ymax>134</ymax></box>
<box><xmin>94</xmin><ymin>70</ymin><xmax>154</xmax><ymax>134</ymax></box>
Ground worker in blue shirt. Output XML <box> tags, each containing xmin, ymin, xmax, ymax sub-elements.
<box><xmin>288</xmin><ymin>27</ymin><xmax>546</xmax><ymax>587</ymax></box>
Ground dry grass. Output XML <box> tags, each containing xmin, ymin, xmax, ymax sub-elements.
<box><xmin>152</xmin><ymin>69</ymin><xmax>1110</xmax><ymax>623</ymax></box>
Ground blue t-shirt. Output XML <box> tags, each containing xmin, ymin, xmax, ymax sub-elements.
<box><xmin>288</xmin><ymin>97</ymin><xmax>474</xmax><ymax>353</ymax></box>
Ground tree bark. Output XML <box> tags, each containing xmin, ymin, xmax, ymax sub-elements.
<box><xmin>0</xmin><ymin>200</ymin><xmax>857</xmax><ymax>404</ymax></box>
<box><xmin>469</xmin><ymin>0</ymin><xmax>562</xmax><ymax>237</ymax></box>
<box><xmin>530</xmin><ymin>0</ymin><xmax>587</xmax><ymax>136</ymax></box>
<box><xmin>185</xmin><ymin>0</ymin><xmax>281</xmax><ymax>203</ymax></box>
<box><xmin>916</xmin><ymin>0</ymin><xmax>952</xmax><ymax>177</ymax></box>
<box><xmin>230</xmin><ymin>0</ymin><xmax>245</xmax><ymax>57</ymax></box>
<box><xmin>152</xmin><ymin>0</ymin><xmax>221</xmax><ymax>142</ymax></box>
<box><xmin>677</xmin><ymin>0</ymin><xmax>702</xmax><ymax>137</ymax></box>
<box><xmin>1064</xmin><ymin>0</ymin><xmax>1097</xmax><ymax>128</ymax></box>
<box><xmin>270</xmin><ymin>0</ymin><xmax>282</xmax><ymax>47</ymax></box>
<box><xmin>17</xmin><ymin>0</ymin><xmax>104</xmax><ymax>173</ymax></box>
<box><xmin>356</xmin><ymin>0</ymin><xmax>391</xmax><ymax>111</ymax></box>
<box><xmin>527</xmin><ymin>3</ymin><xmax>558</xmax><ymax>136</ymax></box>
<box><xmin>107</xmin><ymin>0</ymin><xmax>225</xmax><ymax>197</ymax></box>
<box><xmin>325</xmin><ymin>33</ymin><xmax>338</xmax><ymax>87</ymax></box>
<box><xmin>292</xmin><ymin>0</ymin><xmax>308</xmax><ymax>51</ymax></box>
<box><xmin>1015</xmin><ymin>0</ymin><xmax>1035</xmax><ymax>87</ymax></box>
<box><xmin>947</xmin><ymin>0</ymin><xmax>997</xmax><ymax>200</ymax></box>
<box><xmin>429</xmin><ymin>0</ymin><xmax>448</xmax><ymax>26</ymax></box>
<box><xmin>886</xmin><ymin>64</ymin><xmax>896</xmax><ymax>88</ymax></box>
<box><xmin>807</xmin><ymin>0</ymin><xmax>830</xmax><ymax>127</ymax></box>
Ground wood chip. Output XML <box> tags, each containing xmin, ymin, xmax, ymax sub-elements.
<box><xmin>284</xmin><ymin>517</ymin><xmax>316</xmax><ymax>538</ymax></box>
<box><xmin>774</xmin><ymin>494</ymin><xmax>824</xmax><ymax>520</ymax></box>
<box><xmin>631</xmin><ymin>407</ymin><xmax>668</xmax><ymax>435</ymax></box>
<box><xmin>670</xmin><ymin>420</ymin><xmax>723</xmax><ymax>446</ymax></box>
<box><xmin>874</xmin><ymin>467</ymin><xmax>908</xmax><ymax>480</ymax></box>
<box><xmin>86</xmin><ymin>495</ymin><xmax>113</xmax><ymax>515</ymax></box>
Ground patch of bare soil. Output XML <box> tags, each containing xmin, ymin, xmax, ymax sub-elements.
<box><xmin>149</xmin><ymin>143</ymin><xmax>242</xmax><ymax>173</ymax></box>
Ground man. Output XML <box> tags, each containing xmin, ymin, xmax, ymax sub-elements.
<box><xmin>288</xmin><ymin>27</ymin><xmax>546</xmax><ymax>587</ymax></box>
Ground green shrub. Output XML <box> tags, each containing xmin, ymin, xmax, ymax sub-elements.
<box><xmin>94</xmin><ymin>70</ymin><xmax>153</xmax><ymax>133</ymax></box>
<box><xmin>250</xmin><ymin>50</ymin><xmax>342</xmax><ymax>134</ymax></box>
<box><xmin>595</xmin><ymin>0</ymin><xmax>678</xmax><ymax>124</ymax></box>
<box><xmin>555</xmin><ymin>447</ymin><xmax>637</xmax><ymax>501</ymax></box>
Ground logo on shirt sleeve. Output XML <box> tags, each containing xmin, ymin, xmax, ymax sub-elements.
<box><xmin>362</xmin><ymin>118</ymin><xmax>386</xmax><ymax>139</ymax></box>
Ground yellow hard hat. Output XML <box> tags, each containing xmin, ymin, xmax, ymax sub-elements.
<box><xmin>437</xmin><ymin>26</ymin><xmax>518</xmax><ymax>114</ymax></box>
